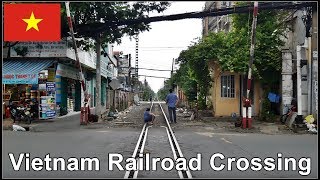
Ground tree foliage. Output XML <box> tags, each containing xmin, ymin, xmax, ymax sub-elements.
<box><xmin>60</xmin><ymin>2</ymin><xmax>171</xmax><ymax>50</ymax></box>
<box><xmin>161</xmin><ymin>2</ymin><xmax>290</xmax><ymax>110</ymax></box>
<box><xmin>141</xmin><ymin>81</ymin><xmax>155</xmax><ymax>101</ymax></box>
<box><xmin>3</xmin><ymin>2</ymin><xmax>171</xmax><ymax>55</ymax></box>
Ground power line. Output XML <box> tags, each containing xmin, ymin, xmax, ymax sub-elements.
<box><xmin>115</xmin><ymin>46</ymin><xmax>187</xmax><ymax>48</ymax></box>
<box><xmin>138</xmin><ymin>67</ymin><xmax>172</xmax><ymax>71</ymax></box>
<box><xmin>114</xmin><ymin>46</ymin><xmax>187</xmax><ymax>49</ymax></box>
<box><xmin>138</xmin><ymin>75</ymin><xmax>170</xmax><ymax>79</ymax></box>
<box><xmin>77</xmin><ymin>2</ymin><xmax>316</xmax><ymax>36</ymax></box>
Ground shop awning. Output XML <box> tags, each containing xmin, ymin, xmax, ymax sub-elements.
<box><xmin>2</xmin><ymin>59</ymin><xmax>54</xmax><ymax>84</ymax></box>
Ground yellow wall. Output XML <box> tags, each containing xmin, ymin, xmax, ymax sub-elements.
<box><xmin>209</xmin><ymin>62</ymin><xmax>262</xmax><ymax>117</ymax></box>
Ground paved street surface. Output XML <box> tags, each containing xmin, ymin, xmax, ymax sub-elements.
<box><xmin>2</xmin><ymin>102</ymin><xmax>318</xmax><ymax>178</ymax></box>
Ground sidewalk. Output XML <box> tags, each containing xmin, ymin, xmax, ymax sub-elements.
<box><xmin>173</xmin><ymin>111</ymin><xmax>314</xmax><ymax>135</ymax></box>
<box><xmin>2</xmin><ymin>107</ymin><xmax>98</xmax><ymax>132</ymax></box>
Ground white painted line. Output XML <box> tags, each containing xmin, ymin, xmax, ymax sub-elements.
<box><xmin>96</xmin><ymin>130</ymin><xmax>110</xmax><ymax>133</ymax></box>
<box><xmin>221</xmin><ymin>137</ymin><xmax>232</xmax><ymax>144</ymax></box>
<box><xmin>195</xmin><ymin>132</ymin><xmax>247</xmax><ymax>137</ymax></box>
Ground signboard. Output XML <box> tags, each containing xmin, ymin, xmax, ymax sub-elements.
<box><xmin>109</xmin><ymin>79</ymin><xmax>121</xmax><ymax>90</ymax></box>
<box><xmin>2</xmin><ymin>74</ymin><xmax>38</xmax><ymax>84</ymax></box>
<box><xmin>118</xmin><ymin>56</ymin><xmax>130</xmax><ymax>75</ymax></box>
<box><xmin>46</xmin><ymin>82</ymin><xmax>55</xmax><ymax>92</ymax></box>
<box><xmin>10</xmin><ymin>41</ymin><xmax>67</xmax><ymax>57</ymax></box>
<box><xmin>56</xmin><ymin>63</ymin><xmax>80</xmax><ymax>80</ymax></box>
<box><xmin>46</xmin><ymin>110</ymin><xmax>56</xmax><ymax>118</ymax></box>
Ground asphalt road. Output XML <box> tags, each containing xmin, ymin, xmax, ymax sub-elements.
<box><xmin>2</xmin><ymin>103</ymin><xmax>318</xmax><ymax>179</ymax></box>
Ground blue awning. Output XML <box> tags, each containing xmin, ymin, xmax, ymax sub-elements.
<box><xmin>2</xmin><ymin>59</ymin><xmax>54</xmax><ymax>84</ymax></box>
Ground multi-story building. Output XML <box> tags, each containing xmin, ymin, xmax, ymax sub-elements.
<box><xmin>203</xmin><ymin>1</ymin><xmax>234</xmax><ymax>36</ymax></box>
<box><xmin>2</xmin><ymin>38</ymin><xmax>114</xmax><ymax>119</ymax></box>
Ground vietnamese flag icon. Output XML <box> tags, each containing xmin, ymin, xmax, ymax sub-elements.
<box><xmin>4</xmin><ymin>3</ymin><xmax>61</xmax><ymax>42</ymax></box>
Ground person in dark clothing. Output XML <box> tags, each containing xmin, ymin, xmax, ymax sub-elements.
<box><xmin>144</xmin><ymin>108</ymin><xmax>155</xmax><ymax>125</ymax></box>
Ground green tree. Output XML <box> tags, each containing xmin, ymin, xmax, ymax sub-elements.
<box><xmin>141</xmin><ymin>80</ymin><xmax>155</xmax><ymax>101</ymax></box>
<box><xmin>168</xmin><ymin>2</ymin><xmax>290</xmax><ymax>111</ymax></box>
<box><xmin>4</xmin><ymin>2</ymin><xmax>171</xmax><ymax>56</ymax></box>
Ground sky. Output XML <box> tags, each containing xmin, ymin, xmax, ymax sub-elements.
<box><xmin>113</xmin><ymin>1</ymin><xmax>205</xmax><ymax>93</ymax></box>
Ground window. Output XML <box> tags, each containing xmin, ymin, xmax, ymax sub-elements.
<box><xmin>221</xmin><ymin>75</ymin><xmax>235</xmax><ymax>98</ymax></box>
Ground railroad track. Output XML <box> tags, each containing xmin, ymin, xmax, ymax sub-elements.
<box><xmin>124</xmin><ymin>101</ymin><xmax>192</xmax><ymax>178</ymax></box>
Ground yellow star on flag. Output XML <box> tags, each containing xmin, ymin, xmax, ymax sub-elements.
<box><xmin>22</xmin><ymin>12</ymin><xmax>43</xmax><ymax>31</ymax></box>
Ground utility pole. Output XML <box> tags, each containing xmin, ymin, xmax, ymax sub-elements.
<box><xmin>135</xmin><ymin>35</ymin><xmax>139</xmax><ymax>90</ymax></box>
<box><xmin>311</xmin><ymin>6</ymin><xmax>318</xmax><ymax>120</ymax></box>
<box><xmin>128</xmin><ymin>54</ymin><xmax>132</xmax><ymax>91</ymax></box>
<box><xmin>95</xmin><ymin>34</ymin><xmax>101</xmax><ymax>120</ymax></box>
<box><xmin>65</xmin><ymin>2</ymin><xmax>89</xmax><ymax>125</ymax></box>
<box><xmin>171</xmin><ymin>58</ymin><xmax>174</xmax><ymax>78</ymax></box>
<box><xmin>243</xmin><ymin>2</ymin><xmax>258</xmax><ymax>129</ymax></box>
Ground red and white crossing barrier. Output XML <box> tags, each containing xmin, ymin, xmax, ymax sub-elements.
<box><xmin>65</xmin><ymin>2</ymin><xmax>90</xmax><ymax>125</ymax></box>
<box><xmin>243</xmin><ymin>2</ymin><xmax>258</xmax><ymax>129</ymax></box>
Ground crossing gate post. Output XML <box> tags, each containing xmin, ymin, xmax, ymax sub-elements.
<box><xmin>242</xmin><ymin>106</ymin><xmax>247</xmax><ymax>129</ymax></box>
<box><xmin>80</xmin><ymin>107</ymin><xmax>88</xmax><ymax>125</ymax></box>
<box><xmin>242</xmin><ymin>98</ymin><xmax>252</xmax><ymax>129</ymax></box>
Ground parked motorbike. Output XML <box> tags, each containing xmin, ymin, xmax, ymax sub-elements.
<box><xmin>10</xmin><ymin>104</ymin><xmax>32</xmax><ymax>124</ymax></box>
<box><xmin>28</xmin><ymin>100</ymin><xmax>39</xmax><ymax>119</ymax></box>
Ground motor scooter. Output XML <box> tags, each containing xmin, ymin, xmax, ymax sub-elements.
<box><xmin>10</xmin><ymin>104</ymin><xmax>32</xmax><ymax>124</ymax></box>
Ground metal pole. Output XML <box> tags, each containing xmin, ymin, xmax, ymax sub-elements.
<box><xmin>135</xmin><ymin>36</ymin><xmax>139</xmax><ymax>86</ymax></box>
<box><xmin>65</xmin><ymin>2</ymin><xmax>89</xmax><ymax>125</ymax></box>
<box><xmin>244</xmin><ymin>2</ymin><xmax>258</xmax><ymax>129</ymax></box>
<box><xmin>171</xmin><ymin>58</ymin><xmax>174</xmax><ymax>78</ymax></box>
<box><xmin>311</xmin><ymin>6</ymin><xmax>318</xmax><ymax>120</ymax></box>
<box><xmin>95</xmin><ymin>34</ymin><xmax>102</xmax><ymax>120</ymax></box>
<box><xmin>307</xmin><ymin>37</ymin><xmax>312</xmax><ymax>115</ymax></box>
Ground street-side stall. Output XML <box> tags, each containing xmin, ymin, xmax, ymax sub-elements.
<box><xmin>2</xmin><ymin>59</ymin><xmax>56</xmax><ymax>121</ymax></box>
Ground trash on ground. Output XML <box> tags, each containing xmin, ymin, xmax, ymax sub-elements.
<box><xmin>12</xmin><ymin>124</ymin><xmax>26</xmax><ymax>131</ymax></box>
<box><xmin>303</xmin><ymin>115</ymin><xmax>317</xmax><ymax>134</ymax></box>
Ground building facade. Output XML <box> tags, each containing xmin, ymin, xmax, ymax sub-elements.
<box><xmin>2</xmin><ymin>38</ymin><xmax>113</xmax><ymax>119</ymax></box>
<box><xmin>203</xmin><ymin>1</ymin><xmax>263</xmax><ymax>117</ymax></box>
<box><xmin>280</xmin><ymin>6</ymin><xmax>318</xmax><ymax>120</ymax></box>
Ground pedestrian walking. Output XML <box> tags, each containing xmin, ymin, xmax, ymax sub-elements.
<box><xmin>144</xmin><ymin>108</ymin><xmax>155</xmax><ymax>125</ymax></box>
<box><xmin>166</xmin><ymin>89</ymin><xmax>179</xmax><ymax>123</ymax></box>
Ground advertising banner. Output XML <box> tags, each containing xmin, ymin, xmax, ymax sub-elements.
<box><xmin>2</xmin><ymin>73</ymin><xmax>38</xmax><ymax>84</ymax></box>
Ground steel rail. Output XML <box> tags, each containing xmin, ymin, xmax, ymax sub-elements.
<box><xmin>124</xmin><ymin>102</ymin><xmax>154</xmax><ymax>178</ymax></box>
<box><xmin>125</xmin><ymin>100</ymin><xmax>192</xmax><ymax>178</ymax></box>
<box><xmin>158</xmin><ymin>101</ymin><xmax>193</xmax><ymax>178</ymax></box>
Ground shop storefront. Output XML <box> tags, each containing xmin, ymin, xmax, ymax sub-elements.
<box><xmin>55</xmin><ymin>63</ymin><xmax>81</xmax><ymax>113</ymax></box>
<box><xmin>2</xmin><ymin>59</ymin><xmax>56</xmax><ymax>120</ymax></box>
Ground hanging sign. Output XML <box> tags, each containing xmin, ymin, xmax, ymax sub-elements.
<box><xmin>56</xmin><ymin>63</ymin><xmax>80</xmax><ymax>80</ymax></box>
